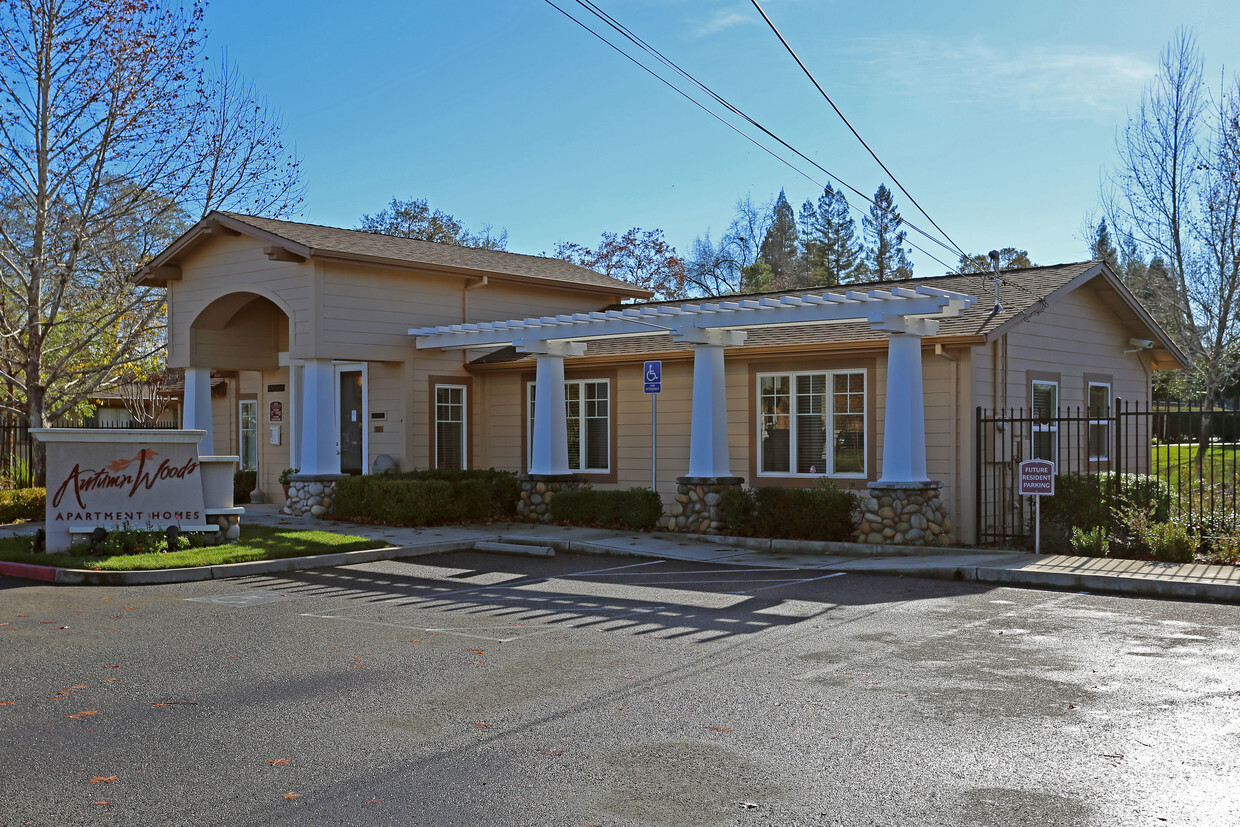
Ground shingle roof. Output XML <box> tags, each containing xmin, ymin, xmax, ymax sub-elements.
<box><xmin>155</xmin><ymin>212</ymin><xmax>651</xmax><ymax>296</ymax></box>
<box><xmin>470</xmin><ymin>261</ymin><xmax>1126</xmax><ymax>364</ymax></box>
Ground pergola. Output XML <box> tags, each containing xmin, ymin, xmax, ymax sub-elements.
<box><xmin>411</xmin><ymin>284</ymin><xmax>977</xmax><ymax>487</ymax></box>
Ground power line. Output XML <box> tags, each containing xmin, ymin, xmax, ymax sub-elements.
<box><xmin>748</xmin><ymin>0</ymin><xmax>971</xmax><ymax>263</ymax></box>
<box><xmin>540</xmin><ymin>0</ymin><xmax>963</xmax><ymax>273</ymax></box>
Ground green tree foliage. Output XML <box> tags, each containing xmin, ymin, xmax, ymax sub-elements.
<box><xmin>1091</xmin><ymin>219</ymin><xmax>1121</xmax><ymax>271</ymax></box>
<box><xmin>0</xmin><ymin>0</ymin><xmax>302</xmax><ymax>482</ymax></box>
<box><xmin>862</xmin><ymin>184</ymin><xmax>913</xmax><ymax>281</ymax></box>
<box><xmin>957</xmin><ymin>247</ymin><xmax>1034</xmax><ymax>274</ymax></box>
<box><xmin>758</xmin><ymin>189</ymin><xmax>800</xmax><ymax>285</ymax></box>
<box><xmin>808</xmin><ymin>184</ymin><xmax>864</xmax><ymax>286</ymax></box>
<box><xmin>358</xmin><ymin>197</ymin><xmax>507</xmax><ymax>249</ymax></box>
<box><xmin>554</xmin><ymin>228</ymin><xmax>688</xmax><ymax>302</ymax></box>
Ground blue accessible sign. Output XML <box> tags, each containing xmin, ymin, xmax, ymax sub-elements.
<box><xmin>644</xmin><ymin>360</ymin><xmax>662</xmax><ymax>394</ymax></box>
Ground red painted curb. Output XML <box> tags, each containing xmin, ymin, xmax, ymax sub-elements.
<box><xmin>0</xmin><ymin>561</ymin><xmax>57</xmax><ymax>582</ymax></box>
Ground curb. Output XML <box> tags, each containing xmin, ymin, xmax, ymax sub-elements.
<box><xmin>2</xmin><ymin>540</ymin><xmax>482</xmax><ymax>586</ymax></box>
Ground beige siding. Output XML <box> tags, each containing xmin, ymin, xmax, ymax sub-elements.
<box><xmin>168</xmin><ymin>235</ymin><xmax>311</xmax><ymax>368</ymax></box>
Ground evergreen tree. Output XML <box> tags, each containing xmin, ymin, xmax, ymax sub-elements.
<box><xmin>812</xmin><ymin>183</ymin><xmax>864</xmax><ymax>286</ymax></box>
<box><xmin>958</xmin><ymin>248</ymin><xmax>1034</xmax><ymax>273</ymax></box>
<box><xmin>862</xmin><ymin>184</ymin><xmax>913</xmax><ymax>281</ymax></box>
<box><xmin>798</xmin><ymin>198</ymin><xmax>820</xmax><ymax>279</ymax></box>
<box><xmin>1091</xmin><ymin>219</ymin><xmax>1120</xmax><ymax>271</ymax></box>
<box><xmin>758</xmin><ymin>189</ymin><xmax>800</xmax><ymax>285</ymax></box>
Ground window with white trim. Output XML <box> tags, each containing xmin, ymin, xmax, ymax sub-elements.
<box><xmin>1088</xmin><ymin>382</ymin><xmax>1111</xmax><ymax>461</ymax></box>
<box><xmin>239</xmin><ymin>400</ymin><xmax>258</xmax><ymax>472</ymax></box>
<box><xmin>435</xmin><ymin>385</ymin><xmax>467</xmax><ymax>470</ymax></box>
<box><xmin>1031</xmin><ymin>380</ymin><xmax>1058</xmax><ymax>463</ymax></box>
<box><xmin>757</xmin><ymin>370</ymin><xmax>865</xmax><ymax>477</ymax></box>
<box><xmin>527</xmin><ymin>379</ymin><xmax>610</xmax><ymax>472</ymax></box>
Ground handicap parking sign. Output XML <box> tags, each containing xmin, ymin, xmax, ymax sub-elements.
<box><xmin>644</xmin><ymin>360</ymin><xmax>661</xmax><ymax>394</ymax></box>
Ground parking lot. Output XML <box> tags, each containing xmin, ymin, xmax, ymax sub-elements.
<box><xmin>4</xmin><ymin>550</ymin><xmax>1239</xmax><ymax>826</ymax></box>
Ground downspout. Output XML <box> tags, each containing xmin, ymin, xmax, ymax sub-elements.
<box><xmin>463</xmin><ymin>276</ymin><xmax>488</xmax><ymax>324</ymax></box>
<box><xmin>935</xmin><ymin>343</ymin><xmax>960</xmax><ymax>539</ymax></box>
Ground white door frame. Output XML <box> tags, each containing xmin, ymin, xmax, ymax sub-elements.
<box><xmin>333</xmin><ymin>362</ymin><xmax>369</xmax><ymax>474</ymax></box>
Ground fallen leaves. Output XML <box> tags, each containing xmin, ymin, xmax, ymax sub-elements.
<box><xmin>281</xmin><ymin>792</ymin><xmax>302</xmax><ymax>799</ymax></box>
<box><xmin>88</xmin><ymin>776</ymin><xmax>117</xmax><ymax>783</ymax></box>
<box><xmin>704</xmin><ymin>726</ymin><xmax>733</xmax><ymax>732</ymax></box>
<box><xmin>0</xmin><ymin>701</ymin><xmax>14</xmax><ymax>706</ymax></box>
<box><xmin>365</xmin><ymin>799</ymin><xmax>385</xmax><ymax>804</ymax></box>
<box><xmin>92</xmin><ymin>801</ymin><xmax>110</xmax><ymax>806</ymax></box>
<box><xmin>67</xmin><ymin>711</ymin><xmax>98</xmax><ymax>718</ymax></box>
<box><xmin>538</xmin><ymin>749</ymin><xmax>565</xmax><ymax>756</ymax></box>
<box><xmin>267</xmin><ymin>759</ymin><xmax>290</xmax><ymax>765</ymax></box>
<box><xmin>472</xmin><ymin>722</ymin><xmax>492</xmax><ymax>729</ymax></box>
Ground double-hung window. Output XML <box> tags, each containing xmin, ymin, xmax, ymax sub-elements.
<box><xmin>1087</xmin><ymin>382</ymin><xmax>1111</xmax><ymax>462</ymax></box>
<box><xmin>757</xmin><ymin>370</ymin><xmax>865</xmax><ymax>477</ymax></box>
<box><xmin>435</xmin><ymin>384</ymin><xmax>467</xmax><ymax>470</ymax></box>
<box><xmin>1031</xmin><ymin>380</ymin><xmax>1059</xmax><ymax>463</ymax></box>
<box><xmin>239</xmin><ymin>400</ymin><xmax>258</xmax><ymax>472</ymax></box>
<box><xmin>527</xmin><ymin>379</ymin><xmax>610</xmax><ymax>473</ymax></box>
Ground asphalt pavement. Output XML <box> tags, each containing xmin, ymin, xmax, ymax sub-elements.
<box><xmin>3</xmin><ymin>549</ymin><xmax>1238</xmax><ymax>826</ymax></box>
<box><xmin>2</xmin><ymin>504</ymin><xmax>1239</xmax><ymax>604</ymax></box>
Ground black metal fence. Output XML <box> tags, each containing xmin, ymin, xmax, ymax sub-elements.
<box><xmin>0</xmin><ymin>418</ymin><xmax>182</xmax><ymax>489</ymax></box>
<box><xmin>976</xmin><ymin>401</ymin><xmax>1240</xmax><ymax>547</ymax></box>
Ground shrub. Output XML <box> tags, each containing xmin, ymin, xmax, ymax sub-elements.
<box><xmin>333</xmin><ymin>469</ymin><xmax>520</xmax><ymax>526</ymax></box>
<box><xmin>1137</xmin><ymin>520</ymin><xmax>1197</xmax><ymax>564</ymax></box>
<box><xmin>1045</xmin><ymin>472</ymin><xmax>1171</xmax><ymax>533</ymax></box>
<box><xmin>1201</xmin><ymin>533</ymin><xmax>1240</xmax><ymax>566</ymax></box>
<box><xmin>721</xmin><ymin>480</ymin><xmax>861</xmax><ymax>542</ymax></box>
<box><xmin>549</xmin><ymin>488</ymin><xmax>663</xmax><ymax>531</ymax></box>
<box><xmin>233</xmin><ymin>471</ymin><xmax>256</xmax><ymax>505</ymax></box>
<box><xmin>0</xmin><ymin>488</ymin><xmax>45</xmax><ymax>523</ymax></box>
<box><xmin>1069</xmin><ymin>525</ymin><xmax>1110</xmax><ymax>557</ymax></box>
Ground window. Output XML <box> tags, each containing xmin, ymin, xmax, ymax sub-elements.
<box><xmin>435</xmin><ymin>385</ymin><xmax>467</xmax><ymax>470</ymax></box>
<box><xmin>1088</xmin><ymin>382</ymin><xmax>1111</xmax><ymax>461</ymax></box>
<box><xmin>239</xmin><ymin>400</ymin><xmax>258</xmax><ymax>472</ymax></box>
<box><xmin>527</xmin><ymin>379</ymin><xmax>610</xmax><ymax>472</ymax></box>
<box><xmin>758</xmin><ymin>370</ymin><xmax>865</xmax><ymax>477</ymax></box>
<box><xmin>1031</xmin><ymin>380</ymin><xmax>1058</xmax><ymax>463</ymax></box>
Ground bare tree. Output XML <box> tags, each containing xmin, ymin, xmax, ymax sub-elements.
<box><xmin>1106</xmin><ymin>31</ymin><xmax>1240</xmax><ymax>460</ymax></box>
<box><xmin>118</xmin><ymin>370</ymin><xmax>173</xmax><ymax>428</ymax></box>
<box><xmin>0</xmin><ymin>0</ymin><xmax>302</xmax><ymax>482</ymax></box>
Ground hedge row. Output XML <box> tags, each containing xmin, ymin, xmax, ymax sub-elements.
<box><xmin>721</xmin><ymin>481</ymin><xmax>861</xmax><ymax>541</ymax></box>
<box><xmin>333</xmin><ymin>470</ymin><xmax>520</xmax><ymax>526</ymax></box>
<box><xmin>548</xmin><ymin>488</ymin><xmax>663</xmax><ymax>531</ymax></box>
<box><xmin>0</xmin><ymin>488</ymin><xmax>45</xmax><ymax>523</ymax></box>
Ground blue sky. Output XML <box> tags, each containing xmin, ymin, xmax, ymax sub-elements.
<box><xmin>206</xmin><ymin>0</ymin><xmax>1239</xmax><ymax>275</ymax></box>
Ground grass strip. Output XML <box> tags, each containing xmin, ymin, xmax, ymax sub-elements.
<box><xmin>0</xmin><ymin>525</ymin><xmax>387</xmax><ymax>571</ymax></box>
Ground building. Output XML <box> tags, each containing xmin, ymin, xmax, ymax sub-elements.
<box><xmin>138</xmin><ymin>212</ymin><xmax>1187</xmax><ymax>544</ymax></box>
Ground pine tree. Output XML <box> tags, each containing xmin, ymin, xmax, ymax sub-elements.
<box><xmin>758</xmin><ymin>189</ymin><xmax>800</xmax><ymax>285</ymax></box>
<box><xmin>862</xmin><ymin>184</ymin><xmax>913</xmax><ymax>281</ymax></box>
<box><xmin>813</xmin><ymin>183</ymin><xmax>864</xmax><ymax>286</ymax></box>
<box><xmin>1091</xmin><ymin>219</ymin><xmax>1120</xmax><ymax>271</ymax></box>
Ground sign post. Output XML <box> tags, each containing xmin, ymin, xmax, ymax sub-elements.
<box><xmin>644</xmin><ymin>361</ymin><xmax>662</xmax><ymax>491</ymax></box>
<box><xmin>1018</xmin><ymin>459</ymin><xmax>1055</xmax><ymax>554</ymax></box>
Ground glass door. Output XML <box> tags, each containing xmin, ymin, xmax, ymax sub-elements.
<box><xmin>335</xmin><ymin>364</ymin><xmax>366</xmax><ymax>475</ymax></box>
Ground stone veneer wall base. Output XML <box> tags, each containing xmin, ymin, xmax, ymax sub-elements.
<box><xmin>282</xmin><ymin>474</ymin><xmax>346</xmax><ymax>518</ymax></box>
<box><xmin>859</xmin><ymin>482</ymin><xmax>951</xmax><ymax>545</ymax></box>
<box><xmin>666</xmin><ymin>476</ymin><xmax>744</xmax><ymax>535</ymax></box>
<box><xmin>517</xmin><ymin>474</ymin><xmax>585</xmax><ymax>523</ymax></box>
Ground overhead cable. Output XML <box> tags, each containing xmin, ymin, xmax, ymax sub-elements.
<box><xmin>748</xmin><ymin>0</ymin><xmax>970</xmax><ymax>262</ymax></box>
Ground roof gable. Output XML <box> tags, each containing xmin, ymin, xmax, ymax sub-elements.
<box><xmin>137</xmin><ymin>211</ymin><xmax>654</xmax><ymax>299</ymax></box>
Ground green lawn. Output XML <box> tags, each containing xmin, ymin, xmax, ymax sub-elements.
<box><xmin>0</xmin><ymin>525</ymin><xmax>387</xmax><ymax>571</ymax></box>
<box><xmin>1151</xmin><ymin>443</ymin><xmax>1240</xmax><ymax>491</ymax></box>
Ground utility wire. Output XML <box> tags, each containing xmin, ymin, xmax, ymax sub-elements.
<box><xmin>542</xmin><ymin>0</ymin><xmax>962</xmax><ymax>273</ymax></box>
<box><xmin>572</xmin><ymin>0</ymin><xmax>961</xmax><ymax>269</ymax></box>
<box><xmin>748</xmin><ymin>0</ymin><xmax>971</xmax><ymax>263</ymax></box>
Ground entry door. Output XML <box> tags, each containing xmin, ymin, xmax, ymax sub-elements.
<box><xmin>335</xmin><ymin>363</ymin><xmax>367</xmax><ymax>475</ymax></box>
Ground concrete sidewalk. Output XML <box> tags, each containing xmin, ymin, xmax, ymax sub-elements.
<box><xmin>3</xmin><ymin>504</ymin><xmax>1239</xmax><ymax>603</ymax></box>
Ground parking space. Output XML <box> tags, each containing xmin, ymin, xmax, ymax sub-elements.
<box><xmin>190</xmin><ymin>551</ymin><xmax>849</xmax><ymax>643</ymax></box>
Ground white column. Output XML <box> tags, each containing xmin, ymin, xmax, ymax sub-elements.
<box><xmin>183</xmin><ymin>366</ymin><xmax>214</xmax><ymax>455</ymax></box>
<box><xmin>522</xmin><ymin>341</ymin><xmax>585</xmax><ymax>476</ymax></box>
<box><xmin>681</xmin><ymin>328</ymin><xmax>746</xmax><ymax>479</ymax></box>
<box><xmin>298</xmin><ymin>358</ymin><xmax>338</xmax><ymax>476</ymax></box>
<box><xmin>873</xmin><ymin>316</ymin><xmax>937</xmax><ymax>485</ymax></box>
